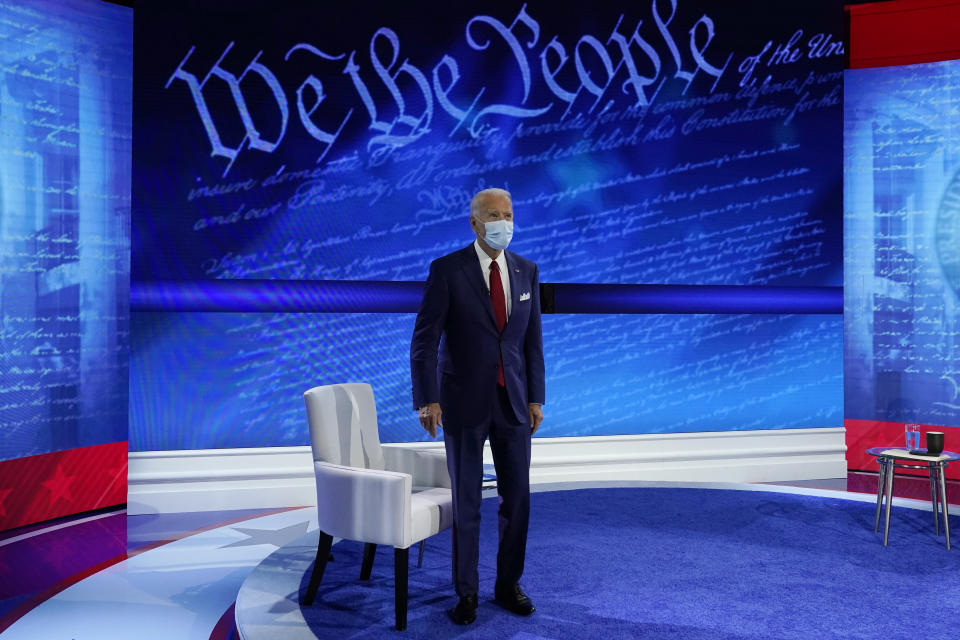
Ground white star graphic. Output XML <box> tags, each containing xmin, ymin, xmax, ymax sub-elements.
<box><xmin>220</xmin><ymin>521</ymin><xmax>310</xmax><ymax>548</ymax></box>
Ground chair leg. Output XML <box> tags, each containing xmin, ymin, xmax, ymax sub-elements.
<box><xmin>361</xmin><ymin>543</ymin><xmax>377</xmax><ymax>580</ymax></box>
<box><xmin>302</xmin><ymin>530</ymin><xmax>334</xmax><ymax>605</ymax></box>
<box><xmin>417</xmin><ymin>539</ymin><xmax>425</xmax><ymax>568</ymax></box>
<box><xmin>394</xmin><ymin>547</ymin><xmax>409</xmax><ymax>631</ymax></box>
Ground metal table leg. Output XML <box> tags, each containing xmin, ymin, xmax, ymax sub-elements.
<box><xmin>930</xmin><ymin>465</ymin><xmax>940</xmax><ymax>536</ymax></box>
<box><xmin>875</xmin><ymin>461</ymin><xmax>887</xmax><ymax>533</ymax></box>
<box><xmin>883</xmin><ymin>459</ymin><xmax>895</xmax><ymax>546</ymax></box>
<box><xmin>938</xmin><ymin>463</ymin><xmax>951</xmax><ymax>550</ymax></box>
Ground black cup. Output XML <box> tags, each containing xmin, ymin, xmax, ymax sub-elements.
<box><xmin>926</xmin><ymin>431</ymin><xmax>945</xmax><ymax>455</ymax></box>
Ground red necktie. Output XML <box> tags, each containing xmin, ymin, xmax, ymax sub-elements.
<box><xmin>489</xmin><ymin>261</ymin><xmax>506</xmax><ymax>387</ymax></box>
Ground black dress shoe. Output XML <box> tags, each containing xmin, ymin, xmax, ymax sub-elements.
<box><xmin>449</xmin><ymin>593</ymin><xmax>478</xmax><ymax>625</ymax></box>
<box><xmin>494</xmin><ymin>583</ymin><xmax>535</xmax><ymax>616</ymax></box>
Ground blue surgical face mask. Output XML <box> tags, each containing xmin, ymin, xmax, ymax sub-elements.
<box><xmin>483</xmin><ymin>219</ymin><xmax>514</xmax><ymax>250</ymax></box>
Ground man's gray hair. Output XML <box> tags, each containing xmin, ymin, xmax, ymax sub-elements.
<box><xmin>469</xmin><ymin>188</ymin><xmax>511</xmax><ymax>219</ymax></box>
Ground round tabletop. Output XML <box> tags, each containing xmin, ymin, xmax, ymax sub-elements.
<box><xmin>866</xmin><ymin>447</ymin><xmax>960</xmax><ymax>463</ymax></box>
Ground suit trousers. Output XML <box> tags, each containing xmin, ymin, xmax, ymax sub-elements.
<box><xmin>443</xmin><ymin>385</ymin><xmax>532</xmax><ymax>597</ymax></box>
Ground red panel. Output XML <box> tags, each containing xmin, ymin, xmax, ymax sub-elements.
<box><xmin>845</xmin><ymin>419</ymin><xmax>960</xmax><ymax>479</ymax></box>
<box><xmin>848</xmin><ymin>470</ymin><xmax>960</xmax><ymax>504</ymax></box>
<box><xmin>0</xmin><ymin>442</ymin><xmax>127</xmax><ymax>532</ymax></box>
<box><xmin>847</xmin><ymin>0</ymin><xmax>960</xmax><ymax>68</ymax></box>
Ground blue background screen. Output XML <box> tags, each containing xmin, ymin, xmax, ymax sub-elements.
<box><xmin>131</xmin><ymin>0</ymin><xmax>845</xmax><ymax>449</ymax></box>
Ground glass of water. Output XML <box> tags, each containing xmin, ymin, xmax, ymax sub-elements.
<box><xmin>905</xmin><ymin>424</ymin><xmax>921</xmax><ymax>451</ymax></box>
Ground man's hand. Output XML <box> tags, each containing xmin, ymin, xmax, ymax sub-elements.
<box><xmin>528</xmin><ymin>403</ymin><xmax>543</xmax><ymax>434</ymax></box>
<box><xmin>418</xmin><ymin>402</ymin><xmax>442</xmax><ymax>438</ymax></box>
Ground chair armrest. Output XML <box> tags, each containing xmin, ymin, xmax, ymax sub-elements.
<box><xmin>313</xmin><ymin>461</ymin><xmax>413</xmax><ymax>547</ymax></box>
<box><xmin>382</xmin><ymin>446</ymin><xmax>451</xmax><ymax>490</ymax></box>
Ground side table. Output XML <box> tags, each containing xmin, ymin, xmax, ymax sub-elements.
<box><xmin>867</xmin><ymin>447</ymin><xmax>959</xmax><ymax>549</ymax></box>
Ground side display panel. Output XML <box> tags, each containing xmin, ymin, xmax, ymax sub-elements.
<box><xmin>845</xmin><ymin>58</ymin><xmax>960</xmax><ymax>471</ymax></box>
<box><xmin>0</xmin><ymin>0</ymin><xmax>131</xmax><ymax>530</ymax></box>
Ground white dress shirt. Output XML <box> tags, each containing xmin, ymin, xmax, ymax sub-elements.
<box><xmin>473</xmin><ymin>239</ymin><xmax>511</xmax><ymax>319</ymax></box>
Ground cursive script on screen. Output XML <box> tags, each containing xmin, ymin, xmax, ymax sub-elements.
<box><xmin>167</xmin><ymin>1</ymin><xmax>734</xmax><ymax>177</ymax></box>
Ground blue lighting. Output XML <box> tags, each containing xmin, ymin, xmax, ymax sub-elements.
<box><xmin>554</xmin><ymin>284</ymin><xmax>842</xmax><ymax>315</ymax></box>
<box><xmin>131</xmin><ymin>280</ymin><xmax>842</xmax><ymax>315</ymax></box>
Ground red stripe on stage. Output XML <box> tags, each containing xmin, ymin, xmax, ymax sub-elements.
<box><xmin>209</xmin><ymin>602</ymin><xmax>237</xmax><ymax>640</ymax></box>
<box><xmin>0</xmin><ymin>506</ymin><xmax>306</xmax><ymax>635</ymax></box>
<box><xmin>847</xmin><ymin>0</ymin><xmax>960</xmax><ymax>68</ymax></box>
<box><xmin>0</xmin><ymin>442</ymin><xmax>128</xmax><ymax>532</ymax></box>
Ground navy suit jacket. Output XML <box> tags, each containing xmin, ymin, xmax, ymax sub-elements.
<box><xmin>411</xmin><ymin>244</ymin><xmax>545</xmax><ymax>427</ymax></box>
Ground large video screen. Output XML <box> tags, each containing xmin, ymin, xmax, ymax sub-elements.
<box><xmin>845</xmin><ymin>59</ymin><xmax>960</xmax><ymax>427</ymax></box>
<box><xmin>132</xmin><ymin>0</ymin><xmax>844</xmax><ymax>449</ymax></box>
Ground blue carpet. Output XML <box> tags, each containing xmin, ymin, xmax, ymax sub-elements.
<box><xmin>297</xmin><ymin>488</ymin><xmax>960</xmax><ymax>639</ymax></box>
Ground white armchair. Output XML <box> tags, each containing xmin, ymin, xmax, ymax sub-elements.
<box><xmin>300</xmin><ymin>382</ymin><xmax>452</xmax><ymax>631</ymax></box>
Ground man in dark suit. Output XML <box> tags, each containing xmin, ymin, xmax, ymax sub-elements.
<box><xmin>410</xmin><ymin>187</ymin><xmax>545</xmax><ymax>625</ymax></box>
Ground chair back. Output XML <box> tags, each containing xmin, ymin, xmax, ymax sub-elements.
<box><xmin>303</xmin><ymin>383</ymin><xmax>385</xmax><ymax>471</ymax></box>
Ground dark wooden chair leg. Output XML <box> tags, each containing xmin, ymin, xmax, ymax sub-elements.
<box><xmin>394</xmin><ymin>547</ymin><xmax>408</xmax><ymax>631</ymax></box>
<box><xmin>360</xmin><ymin>543</ymin><xmax>377</xmax><ymax>579</ymax></box>
<box><xmin>301</xmin><ymin>530</ymin><xmax>334</xmax><ymax>605</ymax></box>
